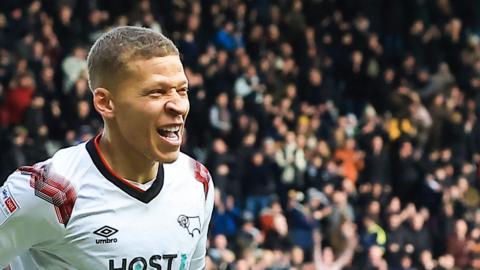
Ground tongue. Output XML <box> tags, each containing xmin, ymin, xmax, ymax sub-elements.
<box><xmin>158</xmin><ymin>130</ymin><xmax>176</xmax><ymax>138</ymax></box>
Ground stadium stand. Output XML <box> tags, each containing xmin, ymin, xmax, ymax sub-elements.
<box><xmin>2</xmin><ymin>0</ymin><xmax>480</xmax><ymax>269</ymax></box>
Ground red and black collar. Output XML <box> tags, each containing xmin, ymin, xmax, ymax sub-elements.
<box><xmin>86</xmin><ymin>135</ymin><xmax>164</xmax><ymax>204</ymax></box>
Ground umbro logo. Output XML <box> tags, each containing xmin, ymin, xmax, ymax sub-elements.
<box><xmin>94</xmin><ymin>225</ymin><xmax>118</xmax><ymax>244</ymax></box>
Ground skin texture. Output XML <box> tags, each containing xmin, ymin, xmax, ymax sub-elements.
<box><xmin>93</xmin><ymin>55</ymin><xmax>189</xmax><ymax>183</ymax></box>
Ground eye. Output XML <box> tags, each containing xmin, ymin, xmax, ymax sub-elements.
<box><xmin>178</xmin><ymin>87</ymin><xmax>189</xmax><ymax>95</ymax></box>
<box><xmin>146</xmin><ymin>89</ymin><xmax>166</xmax><ymax>97</ymax></box>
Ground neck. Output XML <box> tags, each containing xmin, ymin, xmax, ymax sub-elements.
<box><xmin>98</xmin><ymin>130</ymin><xmax>158</xmax><ymax>184</ymax></box>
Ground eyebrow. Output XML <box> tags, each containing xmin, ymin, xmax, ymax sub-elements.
<box><xmin>145</xmin><ymin>78</ymin><xmax>188</xmax><ymax>89</ymax></box>
<box><xmin>140</xmin><ymin>79</ymin><xmax>188</xmax><ymax>94</ymax></box>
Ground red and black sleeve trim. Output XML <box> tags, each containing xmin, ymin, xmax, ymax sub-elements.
<box><xmin>18</xmin><ymin>164</ymin><xmax>77</xmax><ymax>226</ymax></box>
<box><xmin>193</xmin><ymin>160</ymin><xmax>210</xmax><ymax>200</ymax></box>
<box><xmin>86</xmin><ymin>135</ymin><xmax>164</xmax><ymax>204</ymax></box>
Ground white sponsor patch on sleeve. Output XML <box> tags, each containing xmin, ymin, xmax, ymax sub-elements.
<box><xmin>0</xmin><ymin>186</ymin><xmax>20</xmax><ymax>226</ymax></box>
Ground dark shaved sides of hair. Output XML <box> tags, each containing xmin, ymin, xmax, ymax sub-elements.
<box><xmin>87</xmin><ymin>26</ymin><xmax>179</xmax><ymax>91</ymax></box>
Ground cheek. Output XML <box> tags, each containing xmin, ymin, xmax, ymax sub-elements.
<box><xmin>182</xmin><ymin>99</ymin><xmax>191</xmax><ymax>118</ymax></box>
<box><xmin>116</xmin><ymin>103</ymin><xmax>156</xmax><ymax>132</ymax></box>
<box><xmin>122</xmin><ymin>100</ymin><xmax>159</xmax><ymax>117</ymax></box>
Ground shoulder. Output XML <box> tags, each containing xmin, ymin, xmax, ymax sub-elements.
<box><xmin>0</xmin><ymin>168</ymin><xmax>68</xmax><ymax>263</ymax></box>
<box><xmin>1</xmin><ymin>163</ymin><xmax>73</xmax><ymax>229</ymax></box>
<box><xmin>163</xmin><ymin>154</ymin><xmax>215</xmax><ymax>220</ymax></box>
<box><xmin>50</xmin><ymin>142</ymin><xmax>90</xmax><ymax>172</ymax></box>
<box><xmin>1</xmin><ymin>142</ymin><xmax>87</xmax><ymax>227</ymax></box>
<box><xmin>172</xmin><ymin>153</ymin><xmax>214</xmax><ymax>200</ymax></box>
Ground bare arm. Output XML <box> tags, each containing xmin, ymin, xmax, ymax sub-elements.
<box><xmin>329</xmin><ymin>222</ymin><xmax>358</xmax><ymax>270</ymax></box>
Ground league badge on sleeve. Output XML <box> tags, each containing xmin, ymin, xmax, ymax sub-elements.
<box><xmin>0</xmin><ymin>186</ymin><xmax>20</xmax><ymax>226</ymax></box>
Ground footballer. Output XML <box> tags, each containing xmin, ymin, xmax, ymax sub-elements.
<box><xmin>0</xmin><ymin>26</ymin><xmax>214</xmax><ymax>270</ymax></box>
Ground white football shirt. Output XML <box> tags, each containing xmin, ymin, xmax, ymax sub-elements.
<box><xmin>0</xmin><ymin>135</ymin><xmax>214</xmax><ymax>270</ymax></box>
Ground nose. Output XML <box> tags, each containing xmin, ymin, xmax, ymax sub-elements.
<box><xmin>165</xmin><ymin>96</ymin><xmax>189</xmax><ymax>116</ymax></box>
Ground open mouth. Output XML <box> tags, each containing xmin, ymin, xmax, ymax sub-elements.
<box><xmin>157</xmin><ymin>126</ymin><xmax>181</xmax><ymax>143</ymax></box>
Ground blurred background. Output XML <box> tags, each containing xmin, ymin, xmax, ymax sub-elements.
<box><xmin>2</xmin><ymin>0</ymin><xmax>480</xmax><ymax>269</ymax></box>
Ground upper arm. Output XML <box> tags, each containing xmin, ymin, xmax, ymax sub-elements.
<box><xmin>189</xmin><ymin>177</ymin><xmax>214</xmax><ymax>270</ymax></box>
<box><xmin>0</xmin><ymin>167</ymin><xmax>67</xmax><ymax>267</ymax></box>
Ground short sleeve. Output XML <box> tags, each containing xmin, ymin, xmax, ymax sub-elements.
<box><xmin>0</xmin><ymin>167</ymin><xmax>65</xmax><ymax>268</ymax></box>
<box><xmin>189</xmin><ymin>177</ymin><xmax>214</xmax><ymax>270</ymax></box>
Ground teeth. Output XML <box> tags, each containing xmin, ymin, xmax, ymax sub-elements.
<box><xmin>160</xmin><ymin>126</ymin><xmax>180</xmax><ymax>132</ymax></box>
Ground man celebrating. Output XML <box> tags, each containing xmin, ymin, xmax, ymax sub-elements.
<box><xmin>0</xmin><ymin>26</ymin><xmax>214</xmax><ymax>270</ymax></box>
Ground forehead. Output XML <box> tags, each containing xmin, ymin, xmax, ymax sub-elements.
<box><xmin>127</xmin><ymin>55</ymin><xmax>187</xmax><ymax>87</ymax></box>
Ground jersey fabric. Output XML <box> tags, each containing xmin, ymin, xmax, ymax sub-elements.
<box><xmin>0</xmin><ymin>135</ymin><xmax>214</xmax><ymax>270</ymax></box>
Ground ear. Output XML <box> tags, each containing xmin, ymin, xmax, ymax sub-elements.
<box><xmin>93</xmin><ymin>88</ymin><xmax>114</xmax><ymax>119</ymax></box>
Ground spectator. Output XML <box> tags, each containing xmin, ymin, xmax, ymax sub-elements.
<box><xmin>361</xmin><ymin>215</ymin><xmax>387</xmax><ymax>250</ymax></box>
<box><xmin>61</xmin><ymin>46</ymin><xmax>87</xmax><ymax>92</ymax></box>
<box><xmin>275</xmin><ymin>131</ymin><xmax>307</xmax><ymax>193</ymax></box>
<box><xmin>334</xmin><ymin>137</ymin><xmax>364</xmax><ymax>184</ymax></box>
<box><xmin>393</xmin><ymin>140</ymin><xmax>421</xmax><ymax>203</ymax></box>
<box><xmin>407</xmin><ymin>213</ymin><xmax>433</xmax><ymax>258</ymax></box>
<box><xmin>447</xmin><ymin>219</ymin><xmax>470</xmax><ymax>268</ymax></box>
<box><xmin>212</xmin><ymin>190</ymin><xmax>241</xmax><ymax>239</ymax></box>
<box><xmin>263</xmin><ymin>212</ymin><xmax>292</xmax><ymax>252</ymax></box>
<box><xmin>313</xmin><ymin>221</ymin><xmax>357</xmax><ymax>270</ymax></box>
<box><xmin>5</xmin><ymin>73</ymin><xmax>35</xmax><ymax>125</ymax></box>
<box><xmin>209</xmin><ymin>92</ymin><xmax>232</xmax><ymax>139</ymax></box>
<box><xmin>208</xmin><ymin>234</ymin><xmax>236</xmax><ymax>269</ymax></box>
<box><xmin>242</xmin><ymin>151</ymin><xmax>275</xmax><ymax>217</ymax></box>
<box><xmin>285</xmin><ymin>192</ymin><xmax>315</xmax><ymax>260</ymax></box>
<box><xmin>215</xmin><ymin>21</ymin><xmax>240</xmax><ymax>52</ymax></box>
<box><xmin>362</xmin><ymin>135</ymin><xmax>390</xmax><ymax>184</ymax></box>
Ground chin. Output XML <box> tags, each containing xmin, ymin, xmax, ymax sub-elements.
<box><xmin>157</xmin><ymin>151</ymin><xmax>180</xmax><ymax>163</ymax></box>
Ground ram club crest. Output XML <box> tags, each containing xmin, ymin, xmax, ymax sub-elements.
<box><xmin>177</xmin><ymin>215</ymin><xmax>201</xmax><ymax>237</ymax></box>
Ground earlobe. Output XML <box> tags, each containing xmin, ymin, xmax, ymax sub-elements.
<box><xmin>93</xmin><ymin>88</ymin><xmax>114</xmax><ymax>119</ymax></box>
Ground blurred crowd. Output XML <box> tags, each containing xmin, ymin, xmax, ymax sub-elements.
<box><xmin>2</xmin><ymin>0</ymin><xmax>480</xmax><ymax>269</ymax></box>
